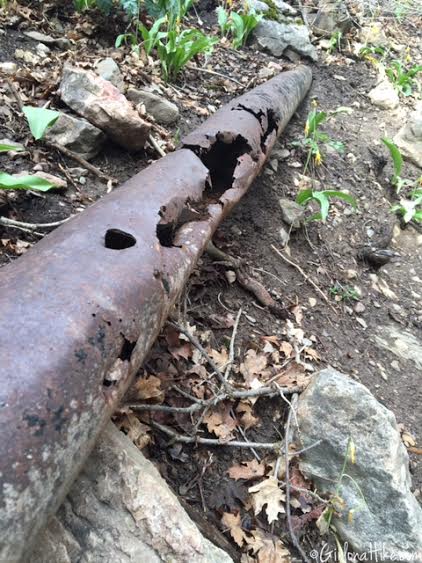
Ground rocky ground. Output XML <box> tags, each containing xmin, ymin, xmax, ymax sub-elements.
<box><xmin>1</xmin><ymin>0</ymin><xmax>422</xmax><ymax>561</ymax></box>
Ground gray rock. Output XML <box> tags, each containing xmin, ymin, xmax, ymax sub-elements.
<box><xmin>278</xmin><ymin>225</ymin><xmax>290</xmax><ymax>247</ymax></box>
<box><xmin>310</xmin><ymin>0</ymin><xmax>352</xmax><ymax>35</ymax></box>
<box><xmin>32</xmin><ymin>422</ymin><xmax>233</xmax><ymax>563</ymax></box>
<box><xmin>249</xmin><ymin>0</ymin><xmax>297</xmax><ymax>16</ymax></box>
<box><xmin>60</xmin><ymin>66</ymin><xmax>150</xmax><ymax>151</ymax></box>
<box><xmin>45</xmin><ymin>113</ymin><xmax>106</xmax><ymax>161</ymax></box>
<box><xmin>368</xmin><ymin>79</ymin><xmax>399</xmax><ymax>110</ymax></box>
<box><xmin>279</xmin><ymin>197</ymin><xmax>305</xmax><ymax>228</ymax></box>
<box><xmin>374</xmin><ymin>324</ymin><xmax>422</xmax><ymax>370</ymax></box>
<box><xmin>95</xmin><ymin>57</ymin><xmax>125</xmax><ymax>92</ymax></box>
<box><xmin>296</xmin><ymin>368</ymin><xmax>422</xmax><ymax>561</ymax></box>
<box><xmin>254</xmin><ymin>19</ymin><xmax>318</xmax><ymax>61</ymax></box>
<box><xmin>393</xmin><ymin>105</ymin><xmax>422</xmax><ymax>168</ymax></box>
<box><xmin>0</xmin><ymin>62</ymin><xmax>17</xmax><ymax>74</ymax></box>
<box><xmin>24</xmin><ymin>30</ymin><xmax>70</xmax><ymax>49</ymax></box>
<box><xmin>127</xmin><ymin>87</ymin><xmax>179</xmax><ymax>125</ymax></box>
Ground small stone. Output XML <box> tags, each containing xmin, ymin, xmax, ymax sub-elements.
<box><xmin>127</xmin><ymin>87</ymin><xmax>179</xmax><ymax>125</ymax></box>
<box><xmin>36</xmin><ymin>43</ymin><xmax>50</xmax><ymax>56</ymax></box>
<box><xmin>345</xmin><ymin>269</ymin><xmax>357</xmax><ymax>279</ymax></box>
<box><xmin>391</xmin><ymin>360</ymin><xmax>400</xmax><ymax>371</ymax></box>
<box><xmin>24</xmin><ymin>30</ymin><xmax>70</xmax><ymax>49</ymax></box>
<box><xmin>279</xmin><ymin>198</ymin><xmax>304</xmax><ymax>228</ymax></box>
<box><xmin>0</xmin><ymin>62</ymin><xmax>17</xmax><ymax>74</ymax></box>
<box><xmin>354</xmin><ymin>301</ymin><xmax>365</xmax><ymax>313</ymax></box>
<box><xmin>269</xmin><ymin>158</ymin><xmax>278</xmax><ymax>172</ymax></box>
<box><xmin>15</xmin><ymin>49</ymin><xmax>40</xmax><ymax>65</ymax></box>
<box><xmin>278</xmin><ymin>225</ymin><xmax>290</xmax><ymax>247</ymax></box>
<box><xmin>79</xmin><ymin>176</ymin><xmax>87</xmax><ymax>185</ymax></box>
<box><xmin>393</xmin><ymin>103</ymin><xmax>422</xmax><ymax>168</ymax></box>
<box><xmin>272</xmin><ymin>148</ymin><xmax>290</xmax><ymax>160</ymax></box>
<box><xmin>310</xmin><ymin>0</ymin><xmax>352</xmax><ymax>36</ymax></box>
<box><xmin>225</xmin><ymin>270</ymin><xmax>236</xmax><ymax>284</ymax></box>
<box><xmin>95</xmin><ymin>57</ymin><xmax>125</xmax><ymax>92</ymax></box>
<box><xmin>45</xmin><ymin>113</ymin><xmax>106</xmax><ymax>161</ymax></box>
<box><xmin>368</xmin><ymin>79</ymin><xmax>399</xmax><ymax>110</ymax></box>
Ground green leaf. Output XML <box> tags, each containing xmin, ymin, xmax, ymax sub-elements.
<box><xmin>0</xmin><ymin>172</ymin><xmax>55</xmax><ymax>191</ymax></box>
<box><xmin>382</xmin><ymin>137</ymin><xmax>403</xmax><ymax>181</ymax></box>
<box><xmin>323</xmin><ymin>190</ymin><xmax>357</xmax><ymax>208</ymax></box>
<box><xmin>0</xmin><ymin>143</ymin><xmax>24</xmax><ymax>153</ymax></box>
<box><xmin>22</xmin><ymin>106</ymin><xmax>61</xmax><ymax>141</ymax></box>
<box><xmin>296</xmin><ymin>189</ymin><xmax>313</xmax><ymax>205</ymax></box>
<box><xmin>306</xmin><ymin>110</ymin><xmax>327</xmax><ymax>136</ymax></box>
<box><xmin>312</xmin><ymin>192</ymin><xmax>330</xmax><ymax>221</ymax></box>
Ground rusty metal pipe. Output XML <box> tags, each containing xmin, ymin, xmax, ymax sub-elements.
<box><xmin>0</xmin><ymin>65</ymin><xmax>312</xmax><ymax>561</ymax></box>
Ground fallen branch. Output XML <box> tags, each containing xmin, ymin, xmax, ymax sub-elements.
<box><xmin>225</xmin><ymin>308</ymin><xmax>242</xmax><ymax>381</ymax></box>
<box><xmin>284</xmin><ymin>394</ymin><xmax>311</xmax><ymax>563</ymax></box>
<box><xmin>44</xmin><ymin>141</ymin><xmax>117</xmax><ymax>185</ymax></box>
<box><xmin>147</xmin><ymin>133</ymin><xmax>166</xmax><ymax>158</ymax></box>
<box><xmin>127</xmin><ymin>384</ymin><xmax>301</xmax><ymax>413</ymax></box>
<box><xmin>167</xmin><ymin>320</ymin><xmax>232</xmax><ymax>390</ymax></box>
<box><xmin>206</xmin><ymin>242</ymin><xmax>290</xmax><ymax>319</ymax></box>
<box><xmin>150</xmin><ymin>420</ymin><xmax>282</xmax><ymax>449</ymax></box>
<box><xmin>271</xmin><ymin>244</ymin><xmax>337</xmax><ymax>313</ymax></box>
<box><xmin>186</xmin><ymin>64</ymin><xmax>244</xmax><ymax>87</ymax></box>
<box><xmin>0</xmin><ymin>216</ymin><xmax>71</xmax><ymax>231</ymax></box>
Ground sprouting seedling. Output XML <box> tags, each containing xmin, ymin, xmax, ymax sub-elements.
<box><xmin>391</xmin><ymin>187</ymin><xmax>422</xmax><ymax>224</ymax></box>
<box><xmin>296</xmin><ymin>189</ymin><xmax>356</xmax><ymax>222</ymax></box>
<box><xmin>385</xmin><ymin>59</ymin><xmax>422</xmax><ymax>96</ymax></box>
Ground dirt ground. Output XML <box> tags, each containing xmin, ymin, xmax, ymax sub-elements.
<box><xmin>0</xmin><ymin>1</ymin><xmax>421</xmax><ymax>560</ymax></box>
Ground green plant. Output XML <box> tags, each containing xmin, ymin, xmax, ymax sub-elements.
<box><xmin>0</xmin><ymin>143</ymin><xmax>24</xmax><ymax>153</ymax></box>
<box><xmin>294</xmin><ymin>106</ymin><xmax>345</xmax><ymax>173</ymax></box>
<box><xmin>216</xmin><ymin>6</ymin><xmax>263</xmax><ymax>48</ymax></box>
<box><xmin>0</xmin><ymin>172</ymin><xmax>54</xmax><ymax>192</ymax></box>
<box><xmin>385</xmin><ymin>59</ymin><xmax>422</xmax><ymax>96</ymax></box>
<box><xmin>381</xmin><ymin>138</ymin><xmax>416</xmax><ymax>193</ymax></box>
<box><xmin>145</xmin><ymin>0</ymin><xmax>194</xmax><ymax>23</ymax></box>
<box><xmin>329</xmin><ymin>283</ymin><xmax>360</xmax><ymax>302</ymax></box>
<box><xmin>22</xmin><ymin>106</ymin><xmax>61</xmax><ymax>141</ymax></box>
<box><xmin>157</xmin><ymin>28</ymin><xmax>217</xmax><ymax>81</ymax></box>
<box><xmin>327</xmin><ymin>30</ymin><xmax>342</xmax><ymax>54</ymax></box>
<box><xmin>391</xmin><ymin>187</ymin><xmax>422</xmax><ymax>223</ymax></box>
<box><xmin>296</xmin><ymin>188</ymin><xmax>356</xmax><ymax>222</ymax></box>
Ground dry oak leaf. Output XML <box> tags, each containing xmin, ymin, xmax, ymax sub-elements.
<box><xmin>240</xmin><ymin>349</ymin><xmax>268</xmax><ymax>384</ymax></box>
<box><xmin>208</xmin><ymin>347</ymin><xmax>229</xmax><ymax>369</ymax></box>
<box><xmin>133</xmin><ymin>374</ymin><xmax>163</xmax><ymax>401</ymax></box>
<box><xmin>245</xmin><ymin>529</ymin><xmax>291</xmax><ymax>563</ymax></box>
<box><xmin>248</xmin><ymin>476</ymin><xmax>286</xmax><ymax>523</ymax></box>
<box><xmin>204</xmin><ymin>405</ymin><xmax>237</xmax><ymax>440</ymax></box>
<box><xmin>236</xmin><ymin>401</ymin><xmax>259</xmax><ymax>430</ymax></box>
<box><xmin>228</xmin><ymin>459</ymin><xmax>266</xmax><ymax>481</ymax></box>
<box><xmin>221</xmin><ymin>512</ymin><xmax>248</xmax><ymax>547</ymax></box>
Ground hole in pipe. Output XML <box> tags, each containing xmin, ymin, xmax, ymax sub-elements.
<box><xmin>105</xmin><ymin>229</ymin><xmax>136</xmax><ymax>250</ymax></box>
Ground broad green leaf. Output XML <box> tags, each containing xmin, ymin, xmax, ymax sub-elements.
<box><xmin>382</xmin><ymin>137</ymin><xmax>403</xmax><ymax>181</ymax></box>
<box><xmin>323</xmin><ymin>190</ymin><xmax>357</xmax><ymax>208</ymax></box>
<box><xmin>0</xmin><ymin>143</ymin><xmax>24</xmax><ymax>153</ymax></box>
<box><xmin>22</xmin><ymin>106</ymin><xmax>61</xmax><ymax>141</ymax></box>
<box><xmin>0</xmin><ymin>172</ymin><xmax>55</xmax><ymax>191</ymax></box>
<box><xmin>312</xmin><ymin>192</ymin><xmax>330</xmax><ymax>221</ymax></box>
<box><xmin>306</xmin><ymin>111</ymin><xmax>327</xmax><ymax>136</ymax></box>
<box><xmin>296</xmin><ymin>189</ymin><xmax>313</xmax><ymax>205</ymax></box>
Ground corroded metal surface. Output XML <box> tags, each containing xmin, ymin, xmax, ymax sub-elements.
<box><xmin>0</xmin><ymin>65</ymin><xmax>312</xmax><ymax>561</ymax></box>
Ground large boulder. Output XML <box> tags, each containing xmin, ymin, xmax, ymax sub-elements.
<box><xmin>296</xmin><ymin>368</ymin><xmax>422</xmax><ymax>561</ymax></box>
<box><xmin>60</xmin><ymin>66</ymin><xmax>150</xmax><ymax>151</ymax></box>
<box><xmin>127</xmin><ymin>87</ymin><xmax>179</xmax><ymax>125</ymax></box>
<box><xmin>310</xmin><ymin>0</ymin><xmax>352</xmax><ymax>35</ymax></box>
<box><xmin>45</xmin><ymin>113</ymin><xmax>106</xmax><ymax>160</ymax></box>
<box><xmin>32</xmin><ymin>422</ymin><xmax>233</xmax><ymax>563</ymax></box>
<box><xmin>254</xmin><ymin>20</ymin><xmax>318</xmax><ymax>61</ymax></box>
<box><xmin>393</xmin><ymin>104</ymin><xmax>422</xmax><ymax>168</ymax></box>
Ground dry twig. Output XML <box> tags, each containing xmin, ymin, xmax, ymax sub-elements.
<box><xmin>186</xmin><ymin>64</ymin><xmax>244</xmax><ymax>87</ymax></box>
<box><xmin>0</xmin><ymin>216</ymin><xmax>71</xmax><ymax>231</ymax></box>
<box><xmin>225</xmin><ymin>308</ymin><xmax>242</xmax><ymax>381</ymax></box>
<box><xmin>147</xmin><ymin>133</ymin><xmax>166</xmax><ymax>158</ymax></box>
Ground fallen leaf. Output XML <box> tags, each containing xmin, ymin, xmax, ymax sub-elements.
<box><xmin>240</xmin><ymin>349</ymin><xmax>268</xmax><ymax>384</ymax></box>
<box><xmin>246</xmin><ymin>529</ymin><xmax>291</xmax><ymax>562</ymax></box>
<box><xmin>116</xmin><ymin>412</ymin><xmax>151</xmax><ymax>449</ymax></box>
<box><xmin>228</xmin><ymin>459</ymin><xmax>266</xmax><ymax>480</ymax></box>
<box><xmin>204</xmin><ymin>404</ymin><xmax>237</xmax><ymax>440</ymax></box>
<box><xmin>402</xmin><ymin>431</ymin><xmax>416</xmax><ymax>448</ymax></box>
<box><xmin>133</xmin><ymin>374</ymin><xmax>163</xmax><ymax>401</ymax></box>
<box><xmin>236</xmin><ymin>401</ymin><xmax>260</xmax><ymax>430</ymax></box>
<box><xmin>279</xmin><ymin>341</ymin><xmax>293</xmax><ymax>358</ymax></box>
<box><xmin>221</xmin><ymin>512</ymin><xmax>247</xmax><ymax>547</ymax></box>
<box><xmin>208</xmin><ymin>347</ymin><xmax>229</xmax><ymax>369</ymax></box>
<box><xmin>249</xmin><ymin>476</ymin><xmax>286</xmax><ymax>523</ymax></box>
